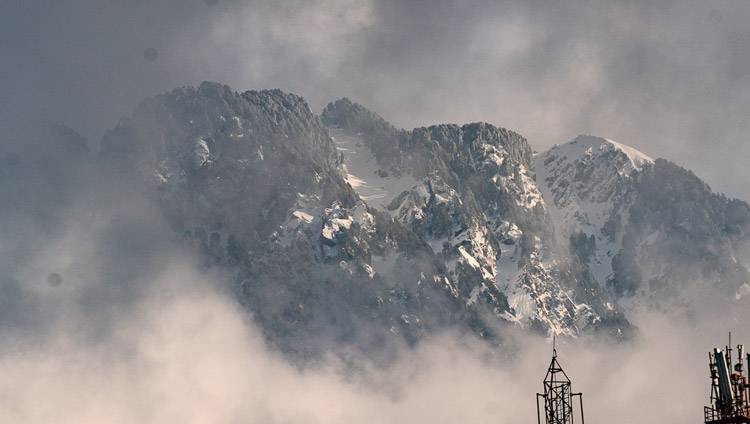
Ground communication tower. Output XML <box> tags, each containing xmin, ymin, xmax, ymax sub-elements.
<box><xmin>536</xmin><ymin>340</ymin><xmax>585</xmax><ymax>424</ymax></box>
<box><xmin>705</xmin><ymin>334</ymin><xmax>750</xmax><ymax>423</ymax></box>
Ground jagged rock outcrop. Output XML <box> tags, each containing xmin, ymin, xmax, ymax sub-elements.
<box><xmin>323</xmin><ymin>99</ymin><xmax>629</xmax><ymax>338</ymax></box>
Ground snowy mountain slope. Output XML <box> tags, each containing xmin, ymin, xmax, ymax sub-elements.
<box><xmin>535</xmin><ymin>135</ymin><xmax>653</xmax><ymax>288</ymax></box>
<box><xmin>329</xmin><ymin>128</ymin><xmax>418</xmax><ymax>210</ymax></box>
<box><xmin>536</xmin><ymin>135</ymin><xmax>750</xmax><ymax>313</ymax></box>
<box><xmin>323</xmin><ymin>99</ymin><xmax>628</xmax><ymax>337</ymax></box>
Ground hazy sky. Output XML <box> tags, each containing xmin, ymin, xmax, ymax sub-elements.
<box><xmin>2</xmin><ymin>0</ymin><xmax>750</xmax><ymax>201</ymax></box>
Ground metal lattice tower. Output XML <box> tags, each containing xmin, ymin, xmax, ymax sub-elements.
<box><xmin>537</xmin><ymin>341</ymin><xmax>585</xmax><ymax>424</ymax></box>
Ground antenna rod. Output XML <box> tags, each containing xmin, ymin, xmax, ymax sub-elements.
<box><xmin>553</xmin><ymin>336</ymin><xmax>557</xmax><ymax>357</ymax></box>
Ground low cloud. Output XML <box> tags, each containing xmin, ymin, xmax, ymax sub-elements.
<box><xmin>0</xmin><ymin>232</ymin><xmax>741</xmax><ymax>423</ymax></box>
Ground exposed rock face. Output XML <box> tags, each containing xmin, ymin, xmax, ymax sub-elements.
<box><xmin>322</xmin><ymin>99</ymin><xmax>628</xmax><ymax>338</ymax></box>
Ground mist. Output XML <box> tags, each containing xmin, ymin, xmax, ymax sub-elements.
<box><xmin>0</xmin><ymin>238</ymin><xmax>740</xmax><ymax>423</ymax></box>
<box><xmin>3</xmin><ymin>1</ymin><xmax>750</xmax><ymax>422</ymax></box>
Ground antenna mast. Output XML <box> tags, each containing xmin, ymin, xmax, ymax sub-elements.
<box><xmin>705</xmin><ymin>333</ymin><xmax>750</xmax><ymax>423</ymax></box>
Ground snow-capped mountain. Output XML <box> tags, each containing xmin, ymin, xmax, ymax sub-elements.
<box><xmin>91</xmin><ymin>81</ymin><xmax>750</xmax><ymax>357</ymax></box>
<box><xmin>536</xmin><ymin>135</ymin><xmax>750</xmax><ymax>311</ymax></box>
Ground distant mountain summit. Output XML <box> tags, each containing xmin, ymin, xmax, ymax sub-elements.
<box><xmin>536</xmin><ymin>134</ymin><xmax>750</xmax><ymax>310</ymax></box>
<box><xmin>535</xmin><ymin>135</ymin><xmax>654</xmax><ymax>294</ymax></box>
<box><xmin>94</xmin><ymin>82</ymin><xmax>750</xmax><ymax>358</ymax></box>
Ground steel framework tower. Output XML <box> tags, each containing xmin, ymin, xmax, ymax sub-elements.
<box><xmin>536</xmin><ymin>344</ymin><xmax>584</xmax><ymax>424</ymax></box>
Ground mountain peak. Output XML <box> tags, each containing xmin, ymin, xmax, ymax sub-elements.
<box><xmin>547</xmin><ymin>135</ymin><xmax>654</xmax><ymax>174</ymax></box>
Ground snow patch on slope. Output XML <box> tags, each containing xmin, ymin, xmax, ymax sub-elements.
<box><xmin>330</xmin><ymin>128</ymin><xmax>418</xmax><ymax>210</ymax></box>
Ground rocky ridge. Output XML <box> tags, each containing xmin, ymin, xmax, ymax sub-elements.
<box><xmin>92</xmin><ymin>82</ymin><xmax>750</xmax><ymax>358</ymax></box>
<box><xmin>321</xmin><ymin>99</ymin><xmax>627</xmax><ymax>338</ymax></box>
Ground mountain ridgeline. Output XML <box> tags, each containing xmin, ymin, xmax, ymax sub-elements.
<box><xmin>94</xmin><ymin>82</ymin><xmax>750</xmax><ymax>358</ymax></box>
